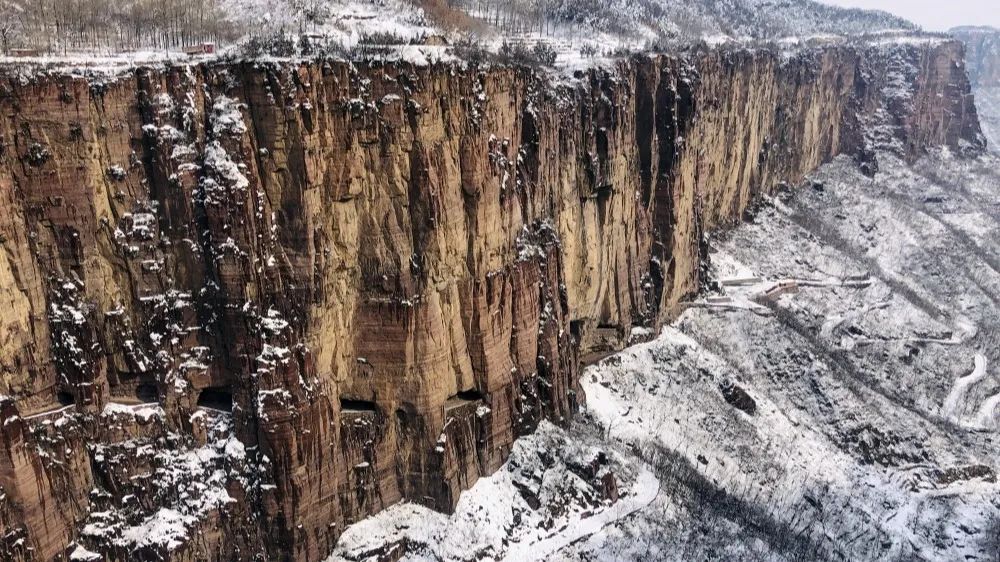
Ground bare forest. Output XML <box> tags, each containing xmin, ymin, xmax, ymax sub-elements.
<box><xmin>0</xmin><ymin>0</ymin><xmax>240</xmax><ymax>54</ymax></box>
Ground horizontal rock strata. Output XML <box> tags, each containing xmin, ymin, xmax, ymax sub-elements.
<box><xmin>0</xmin><ymin>40</ymin><xmax>983</xmax><ymax>561</ymax></box>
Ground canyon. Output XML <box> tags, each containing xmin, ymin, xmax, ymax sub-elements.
<box><xmin>0</xmin><ymin>38</ymin><xmax>985</xmax><ymax>561</ymax></box>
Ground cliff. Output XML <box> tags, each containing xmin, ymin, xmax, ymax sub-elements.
<box><xmin>0</xmin><ymin>39</ymin><xmax>984</xmax><ymax>561</ymax></box>
<box><xmin>951</xmin><ymin>27</ymin><xmax>1000</xmax><ymax>151</ymax></box>
<box><xmin>951</xmin><ymin>26</ymin><xmax>1000</xmax><ymax>86</ymax></box>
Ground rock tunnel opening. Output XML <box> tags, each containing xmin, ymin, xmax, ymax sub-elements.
<box><xmin>197</xmin><ymin>387</ymin><xmax>233</xmax><ymax>412</ymax></box>
<box><xmin>135</xmin><ymin>383</ymin><xmax>158</xmax><ymax>403</ymax></box>
<box><xmin>340</xmin><ymin>398</ymin><xmax>378</xmax><ymax>414</ymax></box>
<box><xmin>454</xmin><ymin>389</ymin><xmax>484</xmax><ymax>402</ymax></box>
<box><xmin>56</xmin><ymin>391</ymin><xmax>74</xmax><ymax>406</ymax></box>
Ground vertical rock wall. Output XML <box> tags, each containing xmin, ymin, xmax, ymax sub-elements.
<box><xmin>0</xmin><ymin>40</ymin><xmax>984</xmax><ymax>561</ymax></box>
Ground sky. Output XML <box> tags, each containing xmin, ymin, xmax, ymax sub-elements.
<box><xmin>820</xmin><ymin>0</ymin><xmax>999</xmax><ymax>32</ymax></box>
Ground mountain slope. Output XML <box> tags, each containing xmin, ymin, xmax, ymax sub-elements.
<box><xmin>516</xmin><ymin>0</ymin><xmax>917</xmax><ymax>40</ymax></box>
<box><xmin>333</xmin><ymin>148</ymin><xmax>1000</xmax><ymax>562</ymax></box>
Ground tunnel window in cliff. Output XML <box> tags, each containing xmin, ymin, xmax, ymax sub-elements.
<box><xmin>444</xmin><ymin>389</ymin><xmax>486</xmax><ymax>416</ymax></box>
<box><xmin>197</xmin><ymin>387</ymin><xmax>233</xmax><ymax>412</ymax></box>
<box><xmin>135</xmin><ymin>383</ymin><xmax>158</xmax><ymax>403</ymax></box>
<box><xmin>341</xmin><ymin>398</ymin><xmax>378</xmax><ymax>414</ymax></box>
<box><xmin>57</xmin><ymin>390</ymin><xmax>74</xmax><ymax>406</ymax></box>
<box><xmin>455</xmin><ymin>389</ymin><xmax>484</xmax><ymax>401</ymax></box>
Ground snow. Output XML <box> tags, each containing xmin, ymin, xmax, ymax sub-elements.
<box><xmin>226</xmin><ymin>0</ymin><xmax>436</xmax><ymax>50</ymax></box>
<box><xmin>118</xmin><ymin>508</ymin><xmax>192</xmax><ymax>552</ymax></box>
<box><xmin>941</xmin><ymin>354</ymin><xmax>990</xmax><ymax>424</ymax></box>
<box><xmin>0</xmin><ymin>0</ymin><xmax>934</xmax><ymax>77</ymax></box>
<box><xmin>69</xmin><ymin>545</ymin><xmax>102</xmax><ymax>562</ymax></box>
<box><xmin>203</xmin><ymin>141</ymin><xmax>250</xmax><ymax>192</ymax></box>
<box><xmin>257</xmin><ymin>344</ymin><xmax>291</xmax><ymax>367</ymax></box>
<box><xmin>503</xmin><ymin>468</ymin><xmax>659</xmax><ymax>562</ymax></box>
<box><xmin>974</xmin><ymin>391</ymin><xmax>1000</xmax><ymax>429</ymax></box>
<box><xmin>210</xmin><ymin>95</ymin><xmax>248</xmax><ymax>137</ymax></box>
<box><xmin>976</xmin><ymin>87</ymin><xmax>1000</xmax><ymax>153</ymax></box>
<box><xmin>330</xmin><ymin>421</ymin><xmax>655</xmax><ymax>562</ymax></box>
<box><xmin>79</xmin><ymin>411</ymin><xmax>246</xmax><ymax>554</ymax></box>
<box><xmin>327</xmin><ymin>149</ymin><xmax>1000</xmax><ymax>561</ymax></box>
<box><xmin>260</xmin><ymin>308</ymin><xmax>289</xmax><ymax>334</ymax></box>
<box><xmin>102</xmin><ymin>402</ymin><xmax>165</xmax><ymax>422</ymax></box>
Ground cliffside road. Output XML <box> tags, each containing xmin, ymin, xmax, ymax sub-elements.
<box><xmin>564</xmin><ymin>149</ymin><xmax>1000</xmax><ymax>562</ymax></box>
<box><xmin>941</xmin><ymin>354</ymin><xmax>989</xmax><ymax>424</ymax></box>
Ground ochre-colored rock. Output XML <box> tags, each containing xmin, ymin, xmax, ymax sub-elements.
<box><xmin>0</xmin><ymin>41</ymin><xmax>983</xmax><ymax>561</ymax></box>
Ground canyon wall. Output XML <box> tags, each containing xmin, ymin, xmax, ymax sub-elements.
<box><xmin>951</xmin><ymin>26</ymin><xmax>1000</xmax><ymax>86</ymax></box>
<box><xmin>951</xmin><ymin>27</ymin><xmax>1000</xmax><ymax>150</ymax></box>
<box><xmin>0</xmin><ymin>40</ymin><xmax>983</xmax><ymax>561</ymax></box>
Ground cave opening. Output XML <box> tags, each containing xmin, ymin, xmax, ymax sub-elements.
<box><xmin>56</xmin><ymin>391</ymin><xmax>74</xmax><ymax>406</ymax></box>
<box><xmin>197</xmin><ymin>387</ymin><xmax>233</xmax><ymax>412</ymax></box>
<box><xmin>340</xmin><ymin>397</ymin><xmax>378</xmax><ymax>413</ymax></box>
<box><xmin>454</xmin><ymin>388</ymin><xmax>484</xmax><ymax>402</ymax></box>
<box><xmin>135</xmin><ymin>383</ymin><xmax>158</xmax><ymax>403</ymax></box>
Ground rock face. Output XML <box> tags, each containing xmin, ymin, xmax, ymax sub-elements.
<box><xmin>951</xmin><ymin>26</ymin><xmax>1000</xmax><ymax>86</ymax></box>
<box><xmin>951</xmin><ymin>27</ymin><xmax>1000</xmax><ymax>151</ymax></box>
<box><xmin>0</xmin><ymin>40</ymin><xmax>983</xmax><ymax>561</ymax></box>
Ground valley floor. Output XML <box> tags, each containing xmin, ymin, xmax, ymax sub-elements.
<box><xmin>329</xmin><ymin>149</ymin><xmax>1000</xmax><ymax>562</ymax></box>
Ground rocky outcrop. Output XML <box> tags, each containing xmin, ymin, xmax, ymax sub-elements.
<box><xmin>0</xmin><ymin>39</ymin><xmax>983</xmax><ymax>561</ymax></box>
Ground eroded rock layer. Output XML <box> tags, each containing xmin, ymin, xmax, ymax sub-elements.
<box><xmin>0</xmin><ymin>41</ymin><xmax>984</xmax><ymax>561</ymax></box>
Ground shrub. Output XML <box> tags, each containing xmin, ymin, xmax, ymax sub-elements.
<box><xmin>452</xmin><ymin>38</ymin><xmax>492</xmax><ymax>67</ymax></box>
<box><xmin>532</xmin><ymin>42</ymin><xmax>558</xmax><ymax>66</ymax></box>
<box><xmin>26</xmin><ymin>142</ymin><xmax>50</xmax><ymax>167</ymax></box>
<box><xmin>239</xmin><ymin>34</ymin><xmax>298</xmax><ymax>58</ymax></box>
<box><xmin>498</xmin><ymin>40</ymin><xmax>559</xmax><ymax>68</ymax></box>
<box><xmin>358</xmin><ymin>31</ymin><xmax>417</xmax><ymax>46</ymax></box>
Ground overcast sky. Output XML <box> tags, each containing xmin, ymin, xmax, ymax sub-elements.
<box><xmin>820</xmin><ymin>0</ymin><xmax>999</xmax><ymax>31</ymax></box>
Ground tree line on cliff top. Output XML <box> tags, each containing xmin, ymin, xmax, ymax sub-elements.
<box><xmin>0</xmin><ymin>0</ymin><xmax>243</xmax><ymax>54</ymax></box>
<box><xmin>0</xmin><ymin>0</ymin><xmax>918</xmax><ymax>58</ymax></box>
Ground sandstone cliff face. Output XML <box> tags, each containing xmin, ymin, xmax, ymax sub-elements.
<box><xmin>0</xmin><ymin>40</ymin><xmax>983</xmax><ymax>561</ymax></box>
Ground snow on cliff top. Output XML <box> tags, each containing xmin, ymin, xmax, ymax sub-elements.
<box><xmin>0</xmin><ymin>0</ymin><xmax>941</xmax><ymax>75</ymax></box>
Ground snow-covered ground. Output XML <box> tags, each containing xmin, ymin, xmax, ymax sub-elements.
<box><xmin>329</xmin><ymin>149</ymin><xmax>1000</xmax><ymax>561</ymax></box>
<box><xmin>331</xmin><ymin>421</ymin><xmax>659</xmax><ymax>561</ymax></box>
<box><xmin>0</xmin><ymin>0</ymin><xmax>933</xmax><ymax>75</ymax></box>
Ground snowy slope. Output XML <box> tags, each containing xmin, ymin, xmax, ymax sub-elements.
<box><xmin>221</xmin><ymin>0</ymin><xmax>436</xmax><ymax>47</ymax></box>
<box><xmin>328</xmin><ymin>150</ymin><xmax>1000</xmax><ymax>561</ymax></box>
<box><xmin>0</xmin><ymin>0</ymin><xmax>929</xmax><ymax>70</ymax></box>
<box><xmin>454</xmin><ymin>0</ymin><xmax>917</xmax><ymax>43</ymax></box>
<box><xmin>214</xmin><ymin>0</ymin><xmax>916</xmax><ymax>43</ymax></box>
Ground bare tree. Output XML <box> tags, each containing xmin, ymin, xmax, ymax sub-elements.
<box><xmin>0</xmin><ymin>0</ymin><xmax>24</xmax><ymax>54</ymax></box>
